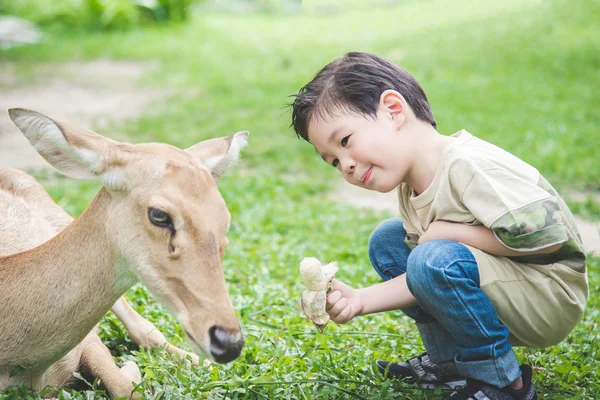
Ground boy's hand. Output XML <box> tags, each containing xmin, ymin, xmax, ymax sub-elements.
<box><xmin>418</xmin><ymin>220</ymin><xmax>458</xmax><ymax>244</ymax></box>
<box><xmin>326</xmin><ymin>279</ymin><xmax>364</xmax><ymax>324</ymax></box>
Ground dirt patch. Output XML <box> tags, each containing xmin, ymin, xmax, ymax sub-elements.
<box><xmin>574</xmin><ymin>218</ymin><xmax>600</xmax><ymax>256</ymax></box>
<box><xmin>565</xmin><ymin>189</ymin><xmax>600</xmax><ymax>204</ymax></box>
<box><xmin>328</xmin><ymin>180</ymin><xmax>399</xmax><ymax>214</ymax></box>
<box><xmin>330</xmin><ymin>181</ymin><xmax>600</xmax><ymax>256</ymax></box>
<box><xmin>0</xmin><ymin>59</ymin><xmax>167</xmax><ymax>171</ymax></box>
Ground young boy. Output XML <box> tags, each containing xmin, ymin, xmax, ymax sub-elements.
<box><xmin>289</xmin><ymin>52</ymin><xmax>588</xmax><ymax>400</ymax></box>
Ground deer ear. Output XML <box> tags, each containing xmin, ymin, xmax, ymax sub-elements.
<box><xmin>8</xmin><ymin>108</ymin><xmax>115</xmax><ymax>180</ymax></box>
<box><xmin>186</xmin><ymin>131</ymin><xmax>248</xmax><ymax>182</ymax></box>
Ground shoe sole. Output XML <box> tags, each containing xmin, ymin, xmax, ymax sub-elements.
<box><xmin>417</xmin><ymin>379</ymin><xmax>467</xmax><ymax>390</ymax></box>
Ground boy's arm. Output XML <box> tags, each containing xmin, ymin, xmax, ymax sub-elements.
<box><xmin>326</xmin><ymin>276</ymin><xmax>417</xmax><ymax>323</ymax></box>
<box><xmin>327</xmin><ymin>217</ymin><xmax>564</xmax><ymax>324</ymax></box>
<box><xmin>358</xmin><ymin>274</ymin><xmax>417</xmax><ymax>315</ymax></box>
<box><xmin>419</xmin><ymin>220</ymin><xmax>563</xmax><ymax>257</ymax></box>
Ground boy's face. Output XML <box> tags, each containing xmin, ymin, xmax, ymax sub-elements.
<box><xmin>307</xmin><ymin>101</ymin><xmax>413</xmax><ymax>193</ymax></box>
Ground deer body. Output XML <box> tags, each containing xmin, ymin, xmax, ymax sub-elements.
<box><xmin>0</xmin><ymin>186</ymin><xmax>135</xmax><ymax>385</ymax></box>
<box><xmin>0</xmin><ymin>109</ymin><xmax>247</xmax><ymax>397</ymax></box>
<box><xmin>0</xmin><ymin>167</ymin><xmax>91</xmax><ymax>389</ymax></box>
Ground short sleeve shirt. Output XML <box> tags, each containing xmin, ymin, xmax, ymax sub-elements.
<box><xmin>398</xmin><ymin>130</ymin><xmax>586</xmax><ymax>273</ymax></box>
<box><xmin>397</xmin><ymin>130</ymin><xmax>588</xmax><ymax>347</ymax></box>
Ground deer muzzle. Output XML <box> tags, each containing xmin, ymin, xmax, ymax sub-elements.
<box><xmin>208</xmin><ymin>325</ymin><xmax>244</xmax><ymax>363</ymax></box>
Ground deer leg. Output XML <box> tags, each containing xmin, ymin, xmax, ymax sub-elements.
<box><xmin>111</xmin><ymin>297</ymin><xmax>209</xmax><ymax>368</ymax></box>
<box><xmin>79</xmin><ymin>332</ymin><xmax>141</xmax><ymax>399</ymax></box>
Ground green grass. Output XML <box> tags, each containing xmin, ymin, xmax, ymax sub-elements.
<box><xmin>1</xmin><ymin>0</ymin><xmax>599</xmax><ymax>398</ymax></box>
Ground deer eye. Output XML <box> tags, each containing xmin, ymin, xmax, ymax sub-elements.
<box><xmin>148</xmin><ymin>208</ymin><xmax>172</xmax><ymax>228</ymax></box>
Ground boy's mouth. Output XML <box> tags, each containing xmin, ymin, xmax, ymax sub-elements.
<box><xmin>360</xmin><ymin>167</ymin><xmax>372</xmax><ymax>184</ymax></box>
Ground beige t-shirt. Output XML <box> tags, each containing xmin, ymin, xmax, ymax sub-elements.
<box><xmin>397</xmin><ymin>130</ymin><xmax>588</xmax><ymax>348</ymax></box>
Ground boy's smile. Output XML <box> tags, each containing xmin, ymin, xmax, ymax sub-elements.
<box><xmin>360</xmin><ymin>167</ymin><xmax>373</xmax><ymax>184</ymax></box>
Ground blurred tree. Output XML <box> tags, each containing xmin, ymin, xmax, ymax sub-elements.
<box><xmin>0</xmin><ymin>0</ymin><xmax>204</xmax><ymax>31</ymax></box>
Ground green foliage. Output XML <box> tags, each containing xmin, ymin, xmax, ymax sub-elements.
<box><xmin>0</xmin><ymin>0</ymin><xmax>201</xmax><ymax>30</ymax></box>
<box><xmin>156</xmin><ymin>0</ymin><xmax>195</xmax><ymax>22</ymax></box>
<box><xmin>1</xmin><ymin>0</ymin><xmax>599</xmax><ymax>398</ymax></box>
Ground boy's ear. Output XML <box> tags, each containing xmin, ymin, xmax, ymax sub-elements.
<box><xmin>379</xmin><ymin>90</ymin><xmax>406</xmax><ymax>129</ymax></box>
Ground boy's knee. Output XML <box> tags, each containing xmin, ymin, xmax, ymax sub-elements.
<box><xmin>407</xmin><ymin>240</ymin><xmax>477</xmax><ymax>293</ymax></box>
<box><xmin>368</xmin><ymin>218</ymin><xmax>406</xmax><ymax>279</ymax></box>
<box><xmin>368</xmin><ymin>218</ymin><xmax>406</xmax><ymax>255</ymax></box>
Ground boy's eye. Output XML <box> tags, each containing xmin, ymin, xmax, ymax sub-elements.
<box><xmin>332</xmin><ymin>159</ymin><xmax>339</xmax><ymax>167</ymax></box>
<box><xmin>341</xmin><ymin>135</ymin><xmax>350</xmax><ymax>147</ymax></box>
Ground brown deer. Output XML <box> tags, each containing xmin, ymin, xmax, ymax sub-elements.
<box><xmin>0</xmin><ymin>108</ymin><xmax>247</xmax><ymax>398</ymax></box>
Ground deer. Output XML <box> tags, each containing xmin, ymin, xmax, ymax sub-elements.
<box><xmin>0</xmin><ymin>108</ymin><xmax>248</xmax><ymax>398</ymax></box>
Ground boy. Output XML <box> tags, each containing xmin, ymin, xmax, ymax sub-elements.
<box><xmin>289</xmin><ymin>52</ymin><xmax>588</xmax><ymax>400</ymax></box>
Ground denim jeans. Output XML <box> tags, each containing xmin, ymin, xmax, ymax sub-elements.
<box><xmin>368</xmin><ymin>218</ymin><xmax>522</xmax><ymax>388</ymax></box>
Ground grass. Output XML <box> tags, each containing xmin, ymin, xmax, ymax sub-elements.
<box><xmin>1</xmin><ymin>0</ymin><xmax>599</xmax><ymax>398</ymax></box>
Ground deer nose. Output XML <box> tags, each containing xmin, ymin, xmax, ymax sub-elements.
<box><xmin>209</xmin><ymin>325</ymin><xmax>244</xmax><ymax>363</ymax></box>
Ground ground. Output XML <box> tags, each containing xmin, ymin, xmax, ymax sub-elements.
<box><xmin>1</xmin><ymin>10</ymin><xmax>599</xmax><ymax>392</ymax></box>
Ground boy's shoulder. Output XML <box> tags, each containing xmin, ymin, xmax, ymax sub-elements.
<box><xmin>444</xmin><ymin>131</ymin><xmax>538</xmax><ymax>181</ymax></box>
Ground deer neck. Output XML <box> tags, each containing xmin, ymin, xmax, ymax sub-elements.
<box><xmin>0</xmin><ymin>188</ymin><xmax>137</xmax><ymax>367</ymax></box>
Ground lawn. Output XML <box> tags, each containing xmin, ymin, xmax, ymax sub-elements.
<box><xmin>1</xmin><ymin>0</ymin><xmax>598</xmax><ymax>398</ymax></box>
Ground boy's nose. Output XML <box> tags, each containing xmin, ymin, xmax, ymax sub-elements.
<box><xmin>340</xmin><ymin>158</ymin><xmax>355</xmax><ymax>174</ymax></box>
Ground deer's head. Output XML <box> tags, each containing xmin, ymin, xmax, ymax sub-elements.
<box><xmin>8</xmin><ymin>108</ymin><xmax>246</xmax><ymax>364</ymax></box>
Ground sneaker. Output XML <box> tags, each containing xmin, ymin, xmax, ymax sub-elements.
<box><xmin>376</xmin><ymin>352</ymin><xmax>467</xmax><ymax>390</ymax></box>
<box><xmin>448</xmin><ymin>365</ymin><xmax>538</xmax><ymax>400</ymax></box>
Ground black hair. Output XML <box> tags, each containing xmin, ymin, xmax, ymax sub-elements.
<box><xmin>289</xmin><ymin>52</ymin><xmax>436</xmax><ymax>142</ymax></box>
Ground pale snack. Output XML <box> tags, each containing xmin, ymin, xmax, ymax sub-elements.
<box><xmin>299</xmin><ymin>257</ymin><xmax>339</xmax><ymax>332</ymax></box>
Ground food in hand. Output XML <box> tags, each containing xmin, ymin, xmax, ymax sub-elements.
<box><xmin>299</xmin><ymin>257</ymin><xmax>338</xmax><ymax>332</ymax></box>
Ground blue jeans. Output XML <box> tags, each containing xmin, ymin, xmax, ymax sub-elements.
<box><xmin>368</xmin><ymin>218</ymin><xmax>521</xmax><ymax>388</ymax></box>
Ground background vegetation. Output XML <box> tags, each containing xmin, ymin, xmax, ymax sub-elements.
<box><xmin>1</xmin><ymin>0</ymin><xmax>598</xmax><ymax>398</ymax></box>
<box><xmin>0</xmin><ymin>0</ymin><xmax>202</xmax><ymax>30</ymax></box>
